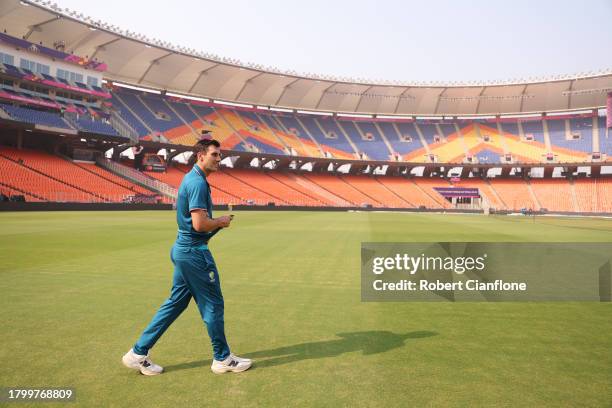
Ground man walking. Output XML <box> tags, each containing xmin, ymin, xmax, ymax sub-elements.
<box><xmin>122</xmin><ymin>137</ymin><xmax>252</xmax><ymax>375</ymax></box>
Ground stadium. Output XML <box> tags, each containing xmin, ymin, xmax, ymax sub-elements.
<box><xmin>0</xmin><ymin>0</ymin><xmax>610</xmax><ymax>407</ymax></box>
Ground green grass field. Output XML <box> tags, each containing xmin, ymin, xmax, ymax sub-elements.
<box><xmin>1</xmin><ymin>211</ymin><xmax>611</xmax><ymax>407</ymax></box>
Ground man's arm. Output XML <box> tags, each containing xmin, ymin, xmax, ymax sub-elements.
<box><xmin>191</xmin><ymin>209</ymin><xmax>231</xmax><ymax>233</ymax></box>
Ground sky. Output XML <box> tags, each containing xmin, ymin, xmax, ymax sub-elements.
<box><xmin>53</xmin><ymin>0</ymin><xmax>612</xmax><ymax>83</ymax></box>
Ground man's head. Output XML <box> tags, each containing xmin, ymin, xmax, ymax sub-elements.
<box><xmin>194</xmin><ymin>138</ymin><xmax>221</xmax><ymax>175</ymax></box>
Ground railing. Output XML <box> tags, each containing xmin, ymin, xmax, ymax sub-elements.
<box><xmin>0</xmin><ymin>106</ymin><xmax>12</xmax><ymax>120</ymax></box>
<box><xmin>109</xmin><ymin>112</ymin><xmax>140</xmax><ymax>142</ymax></box>
<box><xmin>96</xmin><ymin>157</ymin><xmax>178</xmax><ymax>200</ymax></box>
<box><xmin>210</xmin><ymin>196</ymin><xmax>425</xmax><ymax>208</ymax></box>
<box><xmin>62</xmin><ymin>112</ymin><xmax>79</xmax><ymax>130</ymax></box>
<box><xmin>4</xmin><ymin>191</ymin><xmax>163</xmax><ymax>203</ymax></box>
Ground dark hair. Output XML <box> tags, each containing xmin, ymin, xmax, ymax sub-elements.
<box><xmin>194</xmin><ymin>138</ymin><xmax>221</xmax><ymax>155</ymax></box>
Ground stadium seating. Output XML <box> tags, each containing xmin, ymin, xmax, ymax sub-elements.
<box><xmin>378</xmin><ymin>122</ymin><xmax>424</xmax><ymax>157</ymax></box>
<box><xmin>595</xmin><ymin>178</ymin><xmax>612</xmax><ymax>212</ymax></box>
<box><xmin>275</xmin><ymin>114</ymin><xmax>325</xmax><ymax>157</ymax></box>
<box><xmin>145</xmin><ymin>167</ymin><xmax>283</xmax><ymax>205</ymax></box>
<box><xmin>548</xmin><ymin>118</ymin><xmax>593</xmax><ymax>154</ymax></box>
<box><xmin>529</xmin><ymin>179</ymin><xmax>575</xmax><ymax>212</ymax></box>
<box><xmin>76</xmin><ymin>162</ymin><xmax>153</xmax><ymax>196</ymax></box>
<box><xmin>208</xmin><ymin>170</ymin><xmax>280</xmax><ymax>205</ymax></box>
<box><xmin>573</xmin><ymin>178</ymin><xmax>598</xmax><ymax>213</ymax></box>
<box><xmin>449</xmin><ymin>178</ymin><xmax>505</xmax><ymax>210</ymax></box>
<box><xmin>341</xmin><ymin>175</ymin><xmax>408</xmax><ymax>207</ymax></box>
<box><xmin>0</xmin><ymin>103</ymin><xmax>72</xmax><ymax>129</ymax></box>
<box><xmin>110</xmin><ymin>93</ymin><xmax>151</xmax><ymax>137</ymax></box>
<box><xmin>0</xmin><ymin>180</ymin><xmax>43</xmax><ymax>202</ymax></box>
<box><xmin>574</xmin><ymin>178</ymin><xmax>612</xmax><ymax>213</ymax></box>
<box><xmin>84</xmin><ymin>89</ymin><xmax>606</xmax><ymax>164</ymax></box>
<box><xmin>253</xmin><ymin>113</ymin><xmax>314</xmax><ymax>156</ymax></box>
<box><xmin>302</xmin><ymin>173</ymin><xmax>380</xmax><ymax>207</ymax></box>
<box><xmin>88</xmin><ymin>158</ymin><xmax>612</xmax><ymax>212</ymax></box>
<box><xmin>143</xmin><ymin>166</ymin><xmax>186</xmax><ymax>189</ymax></box>
<box><xmin>116</xmin><ymin>91</ymin><xmax>179</xmax><ymax>133</ymax></box>
<box><xmin>438</xmin><ymin>123</ymin><xmax>457</xmax><ymax>139</ymax></box>
<box><xmin>1</xmin><ymin>144</ymin><xmax>610</xmax><ymax>213</ymax></box>
<box><xmin>473</xmin><ymin>149</ymin><xmax>501</xmax><ymax>163</ymax></box>
<box><xmin>234</xmin><ymin>111</ymin><xmax>288</xmax><ymax>154</ymax></box>
<box><xmin>313</xmin><ymin>117</ymin><xmax>353</xmax><ymax>156</ymax></box>
<box><xmin>71</xmin><ymin>116</ymin><xmax>119</xmax><ymax>136</ymax></box>
<box><xmin>376</xmin><ymin>177</ymin><xmax>435</xmax><ymax>208</ymax></box>
<box><xmin>422</xmin><ymin>127</ymin><xmax>467</xmax><ymax>163</ymax></box>
<box><xmin>598</xmin><ymin>117</ymin><xmax>611</xmax><ymax>155</ymax></box>
<box><xmin>338</xmin><ymin>120</ymin><xmax>390</xmax><ymax>160</ymax></box>
<box><xmin>487</xmin><ymin>179</ymin><xmax>536</xmax><ymax>210</ymax></box>
<box><xmin>152</xmin><ymin>166</ymin><xmax>462</xmax><ymax>209</ymax></box>
<box><xmin>267</xmin><ymin>172</ymin><xmax>341</xmax><ymax>206</ymax></box>
<box><xmin>418</xmin><ymin>124</ymin><xmax>441</xmax><ymax>146</ymax></box>
<box><xmin>0</xmin><ymin>147</ymin><xmax>151</xmax><ymax>202</ymax></box>
<box><xmin>218</xmin><ymin>169</ymin><xmax>309</xmax><ymax>205</ymax></box>
<box><xmin>188</xmin><ymin>106</ymin><xmax>243</xmax><ymax>148</ymax></box>
<box><xmin>0</xmin><ymin>153</ymin><xmax>97</xmax><ymax>202</ymax></box>
<box><xmin>0</xmin><ymin>77</ymin><xmax>606</xmax><ymax>164</ymax></box>
<box><xmin>412</xmin><ymin>178</ymin><xmax>453</xmax><ymax>208</ymax></box>
<box><xmin>521</xmin><ymin>120</ymin><xmax>545</xmax><ymax>144</ymax></box>
<box><xmin>346</xmin><ymin>121</ymin><xmax>391</xmax><ymax>161</ymax></box>
<box><xmin>143</xmin><ymin>163</ymin><xmax>610</xmax><ymax>213</ymax></box>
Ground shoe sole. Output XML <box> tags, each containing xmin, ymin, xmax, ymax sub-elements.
<box><xmin>211</xmin><ymin>363</ymin><xmax>252</xmax><ymax>374</ymax></box>
<box><xmin>122</xmin><ymin>354</ymin><xmax>163</xmax><ymax>376</ymax></box>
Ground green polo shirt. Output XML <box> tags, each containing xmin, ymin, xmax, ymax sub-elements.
<box><xmin>175</xmin><ymin>164</ymin><xmax>214</xmax><ymax>246</ymax></box>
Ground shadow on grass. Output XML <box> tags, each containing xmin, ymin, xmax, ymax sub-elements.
<box><xmin>164</xmin><ymin>330</ymin><xmax>437</xmax><ymax>372</ymax></box>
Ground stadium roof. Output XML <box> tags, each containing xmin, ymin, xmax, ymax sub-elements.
<box><xmin>2</xmin><ymin>0</ymin><xmax>612</xmax><ymax>116</ymax></box>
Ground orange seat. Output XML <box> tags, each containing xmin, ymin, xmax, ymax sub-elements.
<box><xmin>488</xmin><ymin>179</ymin><xmax>536</xmax><ymax>210</ymax></box>
<box><xmin>0</xmin><ymin>147</ymin><xmax>152</xmax><ymax>202</ymax></box>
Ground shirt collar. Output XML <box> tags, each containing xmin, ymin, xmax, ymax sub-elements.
<box><xmin>193</xmin><ymin>164</ymin><xmax>206</xmax><ymax>179</ymax></box>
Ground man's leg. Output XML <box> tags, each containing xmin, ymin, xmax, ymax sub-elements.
<box><xmin>179</xmin><ymin>249</ymin><xmax>230</xmax><ymax>361</ymax></box>
<box><xmin>132</xmin><ymin>249</ymin><xmax>192</xmax><ymax>355</ymax></box>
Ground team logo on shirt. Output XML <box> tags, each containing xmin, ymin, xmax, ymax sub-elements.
<box><xmin>209</xmin><ymin>271</ymin><xmax>215</xmax><ymax>282</ymax></box>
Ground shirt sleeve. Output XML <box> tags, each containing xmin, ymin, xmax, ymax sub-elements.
<box><xmin>188</xmin><ymin>181</ymin><xmax>209</xmax><ymax>212</ymax></box>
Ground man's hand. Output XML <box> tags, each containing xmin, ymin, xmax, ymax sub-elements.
<box><xmin>216</xmin><ymin>215</ymin><xmax>233</xmax><ymax>228</ymax></box>
<box><xmin>192</xmin><ymin>210</ymin><xmax>233</xmax><ymax>232</ymax></box>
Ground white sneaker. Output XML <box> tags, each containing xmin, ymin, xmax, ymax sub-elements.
<box><xmin>210</xmin><ymin>353</ymin><xmax>253</xmax><ymax>374</ymax></box>
<box><xmin>122</xmin><ymin>348</ymin><xmax>164</xmax><ymax>376</ymax></box>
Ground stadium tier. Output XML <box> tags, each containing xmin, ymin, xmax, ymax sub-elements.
<box><xmin>2</xmin><ymin>81</ymin><xmax>611</xmax><ymax>163</ymax></box>
<box><xmin>2</xmin><ymin>145</ymin><xmax>610</xmax><ymax>213</ymax></box>
<box><xmin>111</xmin><ymin>89</ymin><xmax>607</xmax><ymax>163</ymax></box>
<box><xmin>1</xmin><ymin>103</ymin><xmax>72</xmax><ymax>129</ymax></box>
<box><xmin>0</xmin><ymin>100</ymin><xmax>119</xmax><ymax>136</ymax></box>
<box><xmin>0</xmin><ymin>147</ymin><xmax>156</xmax><ymax>202</ymax></box>
<box><xmin>70</xmin><ymin>116</ymin><xmax>119</xmax><ymax>136</ymax></box>
<box><xmin>98</xmin><ymin>103</ymin><xmax>612</xmax><ymax>162</ymax></box>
